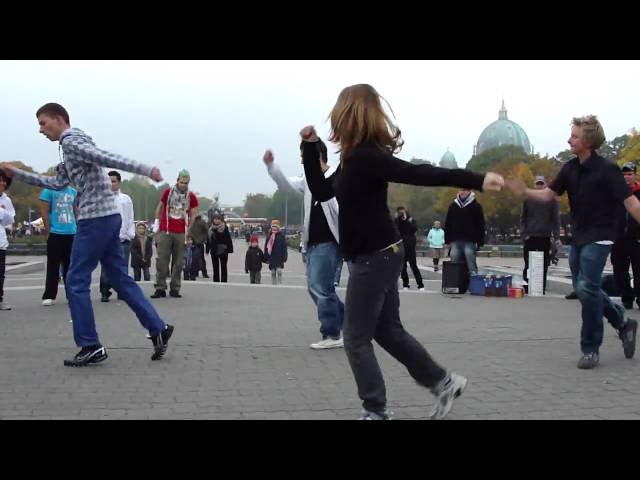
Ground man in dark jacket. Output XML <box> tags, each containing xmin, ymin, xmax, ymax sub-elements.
<box><xmin>612</xmin><ymin>163</ymin><xmax>640</xmax><ymax>309</ymax></box>
<box><xmin>520</xmin><ymin>176</ymin><xmax>561</xmax><ymax>294</ymax></box>
<box><xmin>395</xmin><ymin>206</ymin><xmax>424</xmax><ymax>291</ymax></box>
<box><xmin>188</xmin><ymin>214</ymin><xmax>209</xmax><ymax>280</ymax></box>
<box><xmin>444</xmin><ymin>189</ymin><xmax>485</xmax><ymax>275</ymax></box>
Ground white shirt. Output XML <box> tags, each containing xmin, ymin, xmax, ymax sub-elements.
<box><xmin>0</xmin><ymin>193</ymin><xmax>16</xmax><ymax>250</ymax></box>
<box><xmin>114</xmin><ymin>191</ymin><xmax>135</xmax><ymax>242</ymax></box>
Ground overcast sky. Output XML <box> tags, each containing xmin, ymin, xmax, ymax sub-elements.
<box><xmin>2</xmin><ymin>60</ymin><xmax>639</xmax><ymax>205</ymax></box>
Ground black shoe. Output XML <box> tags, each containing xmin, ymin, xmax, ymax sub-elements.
<box><xmin>100</xmin><ymin>296</ymin><xmax>110</xmax><ymax>303</ymax></box>
<box><xmin>577</xmin><ymin>352</ymin><xmax>600</xmax><ymax>369</ymax></box>
<box><xmin>619</xmin><ymin>319</ymin><xmax>638</xmax><ymax>359</ymax></box>
<box><xmin>565</xmin><ymin>291</ymin><xmax>578</xmax><ymax>300</ymax></box>
<box><xmin>203</xmin><ymin>274</ymin><xmax>209</xmax><ymax>278</ymax></box>
<box><xmin>169</xmin><ymin>290</ymin><xmax>182</xmax><ymax>298</ymax></box>
<box><xmin>150</xmin><ymin>324</ymin><xmax>174</xmax><ymax>360</ymax></box>
<box><xmin>63</xmin><ymin>345</ymin><xmax>108</xmax><ymax>367</ymax></box>
<box><xmin>623</xmin><ymin>300</ymin><xmax>634</xmax><ymax>310</ymax></box>
<box><xmin>150</xmin><ymin>290</ymin><xmax>166</xmax><ymax>298</ymax></box>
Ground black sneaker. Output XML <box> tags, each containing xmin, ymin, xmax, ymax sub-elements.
<box><xmin>63</xmin><ymin>345</ymin><xmax>108</xmax><ymax>367</ymax></box>
<box><xmin>565</xmin><ymin>291</ymin><xmax>578</xmax><ymax>300</ymax></box>
<box><xmin>623</xmin><ymin>300</ymin><xmax>634</xmax><ymax>310</ymax></box>
<box><xmin>577</xmin><ymin>352</ymin><xmax>600</xmax><ymax>369</ymax></box>
<box><xmin>619</xmin><ymin>319</ymin><xmax>638</xmax><ymax>359</ymax></box>
<box><xmin>150</xmin><ymin>324</ymin><xmax>174</xmax><ymax>360</ymax></box>
<box><xmin>169</xmin><ymin>290</ymin><xmax>182</xmax><ymax>298</ymax></box>
<box><xmin>100</xmin><ymin>296</ymin><xmax>110</xmax><ymax>303</ymax></box>
<box><xmin>150</xmin><ymin>290</ymin><xmax>166</xmax><ymax>299</ymax></box>
<box><xmin>203</xmin><ymin>274</ymin><xmax>209</xmax><ymax>278</ymax></box>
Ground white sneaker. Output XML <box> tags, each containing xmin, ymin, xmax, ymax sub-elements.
<box><xmin>42</xmin><ymin>299</ymin><xmax>55</xmax><ymax>306</ymax></box>
<box><xmin>429</xmin><ymin>372</ymin><xmax>468</xmax><ymax>420</ymax></box>
<box><xmin>402</xmin><ymin>287</ymin><xmax>409</xmax><ymax>291</ymax></box>
<box><xmin>0</xmin><ymin>303</ymin><xmax>12</xmax><ymax>311</ymax></box>
<box><xmin>418</xmin><ymin>287</ymin><xmax>425</xmax><ymax>292</ymax></box>
<box><xmin>310</xmin><ymin>337</ymin><xmax>344</xmax><ymax>350</ymax></box>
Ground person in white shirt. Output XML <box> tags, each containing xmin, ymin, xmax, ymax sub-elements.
<box><xmin>100</xmin><ymin>170</ymin><xmax>135</xmax><ymax>302</ymax></box>
<box><xmin>0</xmin><ymin>170</ymin><xmax>16</xmax><ymax>310</ymax></box>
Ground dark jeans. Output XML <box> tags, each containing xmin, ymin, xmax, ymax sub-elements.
<box><xmin>523</xmin><ymin>236</ymin><xmax>550</xmax><ymax>294</ymax></box>
<box><xmin>189</xmin><ymin>244</ymin><xmax>206</xmax><ymax>279</ymax></box>
<box><xmin>400</xmin><ymin>238</ymin><xmax>424</xmax><ymax>289</ymax></box>
<box><xmin>211</xmin><ymin>253</ymin><xmax>229</xmax><ymax>282</ymax></box>
<box><xmin>569</xmin><ymin>243</ymin><xmax>625</xmax><ymax>354</ymax></box>
<box><xmin>249</xmin><ymin>270</ymin><xmax>261</xmax><ymax>284</ymax></box>
<box><xmin>345</xmin><ymin>243</ymin><xmax>446</xmax><ymax>413</ymax></box>
<box><xmin>133</xmin><ymin>266</ymin><xmax>151</xmax><ymax>281</ymax></box>
<box><xmin>100</xmin><ymin>240</ymin><xmax>130</xmax><ymax>298</ymax></box>
<box><xmin>306</xmin><ymin>241</ymin><xmax>344</xmax><ymax>339</ymax></box>
<box><xmin>611</xmin><ymin>238</ymin><xmax>640</xmax><ymax>304</ymax></box>
<box><xmin>0</xmin><ymin>249</ymin><xmax>5</xmax><ymax>302</ymax></box>
<box><xmin>43</xmin><ymin>233</ymin><xmax>75</xmax><ymax>300</ymax></box>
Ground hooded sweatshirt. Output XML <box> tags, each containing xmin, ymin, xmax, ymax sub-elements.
<box><xmin>444</xmin><ymin>192</ymin><xmax>486</xmax><ymax>245</ymax></box>
<box><xmin>11</xmin><ymin>128</ymin><xmax>154</xmax><ymax>221</ymax></box>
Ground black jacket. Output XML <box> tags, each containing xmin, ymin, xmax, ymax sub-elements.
<box><xmin>444</xmin><ymin>196</ymin><xmax>486</xmax><ymax>246</ymax></box>
<box><xmin>617</xmin><ymin>184</ymin><xmax>640</xmax><ymax>241</ymax></box>
<box><xmin>131</xmin><ymin>236</ymin><xmax>153</xmax><ymax>268</ymax></box>
<box><xmin>395</xmin><ymin>214</ymin><xmax>418</xmax><ymax>246</ymax></box>
<box><xmin>263</xmin><ymin>231</ymin><xmax>288</xmax><ymax>269</ymax></box>
<box><xmin>245</xmin><ymin>246</ymin><xmax>264</xmax><ymax>273</ymax></box>
<box><xmin>207</xmin><ymin>225</ymin><xmax>234</xmax><ymax>256</ymax></box>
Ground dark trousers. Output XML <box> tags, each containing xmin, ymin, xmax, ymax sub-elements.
<box><xmin>43</xmin><ymin>233</ymin><xmax>75</xmax><ymax>300</ymax></box>
<box><xmin>133</xmin><ymin>266</ymin><xmax>151</xmax><ymax>281</ymax></box>
<box><xmin>211</xmin><ymin>253</ymin><xmax>229</xmax><ymax>283</ymax></box>
<box><xmin>189</xmin><ymin>244</ymin><xmax>206</xmax><ymax>279</ymax></box>
<box><xmin>0</xmin><ymin>249</ymin><xmax>5</xmax><ymax>302</ymax></box>
<box><xmin>523</xmin><ymin>236</ymin><xmax>551</xmax><ymax>294</ymax></box>
<box><xmin>249</xmin><ymin>270</ymin><xmax>261</xmax><ymax>284</ymax></box>
<box><xmin>611</xmin><ymin>238</ymin><xmax>640</xmax><ymax>304</ymax></box>
<box><xmin>345</xmin><ymin>243</ymin><xmax>446</xmax><ymax>413</ymax></box>
<box><xmin>400</xmin><ymin>238</ymin><xmax>424</xmax><ymax>289</ymax></box>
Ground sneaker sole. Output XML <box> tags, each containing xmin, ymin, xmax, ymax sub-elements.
<box><xmin>309</xmin><ymin>343</ymin><xmax>344</xmax><ymax>350</ymax></box>
<box><xmin>151</xmin><ymin>325</ymin><xmax>174</xmax><ymax>360</ymax></box>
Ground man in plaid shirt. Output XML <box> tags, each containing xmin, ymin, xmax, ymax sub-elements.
<box><xmin>1</xmin><ymin>103</ymin><xmax>174</xmax><ymax>366</ymax></box>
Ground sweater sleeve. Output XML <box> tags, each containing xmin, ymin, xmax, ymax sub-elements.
<box><xmin>368</xmin><ymin>150</ymin><xmax>485</xmax><ymax>191</ymax></box>
<box><xmin>302</xmin><ymin>142</ymin><xmax>336</xmax><ymax>202</ymax></box>
<box><xmin>62</xmin><ymin>137</ymin><xmax>153</xmax><ymax>177</ymax></box>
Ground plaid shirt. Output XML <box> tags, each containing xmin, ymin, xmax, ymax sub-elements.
<box><xmin>12</xmin><ymin>128</ymin><xmax>154</xmax><ymax>221</ymax></box>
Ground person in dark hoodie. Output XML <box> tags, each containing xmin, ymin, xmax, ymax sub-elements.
<box><xmin>245</xmin><ymin>234</ymin><xmax>264</xmax><ymax>284</ymax></box>
<box><xmin>395</xmin><ymin>206</ymin><xmax>424</xmax><ymax>291</ymax></box>
<box><xmin>188</xmin><ymin>214</ymin><xmax>209</xmax><ymax>280</ymax></box>
<box><xmin>611</xmin><ymin>162</ymin><xmax>640</xmax><ymax>309</ymax></box>
<box><xmin>131</xmin><ymin>222</ymin><xmax>153</xmax><ymax>281</ymax></box>
<box><xmin>444</xmin><ymin>188</ymin><xmax>485</xmax><ymax>275</ymax></box>
<box><xmin>520</xmin><ymin>175</ymin><xmax>561</xmax><ymax>294</ymax></box>
<box><xmin>207</xmin><ymin>213</ymin><xmax>234</xmax><ymax>283</ymax></box>
<box><xmin>263</xmin><ymin>219</ymin><xmax>288</xmax><ymax>285</ymax></box>
<box><xmin>1</xmin><ymin>102</ymin><xmax>173</xmax><ymax>366</ymax></box>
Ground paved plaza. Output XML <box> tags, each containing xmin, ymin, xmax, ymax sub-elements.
<box><xmin>1</xmin><ymin>241</ymin><xmax>638</xmax><ymax>419</ymax></box>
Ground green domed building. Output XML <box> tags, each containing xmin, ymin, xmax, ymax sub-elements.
<box><xmin>439</xmin><ymin>149</ymin><xmax>458</xmax><ymax>169</ymax></box>
<box><xmin>474</xmin><ymin>101</ymin><xmax>533</xmax><ymax>155</ymax></box>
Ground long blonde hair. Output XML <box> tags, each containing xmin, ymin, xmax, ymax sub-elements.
<box><xmin>328</xmin><ymin>84</ymin><xmax>403</xmax><ymax>162</ymax></box>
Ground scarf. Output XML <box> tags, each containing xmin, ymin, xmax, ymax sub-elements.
<box><xmin>454</xmin><ymin>191</ymin><xmax>476</xmax><ymax>208</ymax></box>
<box><xmin>267</xmin><ymin>231</ymin><xmax>277</xmax><ymax>255</ymax></box>
<box><xmin>166</xmin><ymin>185</ymin><xmax>189</xmax><ymax>231</ymax></box>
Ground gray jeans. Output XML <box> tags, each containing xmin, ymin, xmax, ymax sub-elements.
<box><xmin>154</xmin><ymin>232</ymin><xmax>186</xmax><ymax>293</ymax></box>
<box><xmin>249</xmin><ymin>270</ymin><xmax>261</xmax><ymax>284</ymax></box>
<box><xmin>345</xmin><ymin>243</ymin><xmax>446</xmax><ymax>414</ymax></box>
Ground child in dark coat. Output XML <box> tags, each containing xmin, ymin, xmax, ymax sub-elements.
<box><xmin>245</xmin><ymin>235</ymin><xmax>264</xmax><ymax>284</ymax></box>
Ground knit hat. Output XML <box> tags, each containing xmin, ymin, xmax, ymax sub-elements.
<box><xmin>178</xmin><ymin>169</ymin><xmax>190</xmax><ymax>179</ymax></box>
<box><xmin>271</xmin><ymin>219</ymin><xmax>281</xmax><ymax>227</ymax></box>
<box><xmin>250</xmin><ymin>235</ymin><xmax>259</xmax><ymax>243</ymax></box>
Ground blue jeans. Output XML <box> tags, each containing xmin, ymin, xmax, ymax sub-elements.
<box><xmin>450</xmin><ymin>241</ymin><xmax>478</xmax><ymax>274</ymax></box>
<box><xmin>100</xmin><ymin>240</ymin><xmax>130</xmax><ymax>296</ymax></box>
<box><xmin>333</xmin><ymin>253</ymin><xmax>352</xmax><ymax>286</ymax></box>
<box><xmin>67</xmin><ymin>214</ymin><xmax>166</xmax><ymax>347</ymax></box>
<box><xmin>306</xmin><ymin>242</ymin><xmax>345</xmax><ymax>339</ymax></box>
<box><xmin>569</xmin><ymin>243</ymin><xmax>625</xmax><ymax>354</ymax></box>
